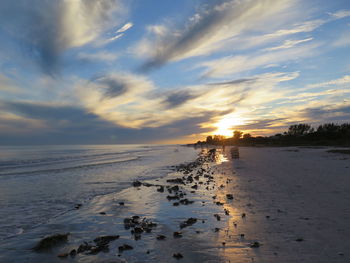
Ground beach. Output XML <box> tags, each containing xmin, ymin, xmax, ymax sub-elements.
<box><xmin>0</xmin><ymin>146</ymin><xmax>349</xmax><ymax>262</ymax></box>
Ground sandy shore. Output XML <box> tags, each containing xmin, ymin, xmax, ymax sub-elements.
<box><xmin>1</xmin><ymin>146</ymin><xmax>349</xmax><ymax>262</ymax></box>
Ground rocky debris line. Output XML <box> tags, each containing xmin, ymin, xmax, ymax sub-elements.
<box><xmin>180</xmin><ymin>218</ymin><xmax>197</xmax><ymax>229</ymax></box>
<box><xmin>33</xmin><ymin>233</ymin><xmax>69</xmax><ymax>252</ymax></box>
<box><xmin>124</xmin><ymin>216</ymin><xmax>157</xmax><ymax>240</ymax></box>
<box><xmin>56</xmin><ymin>235</ymin><xmax>121</xmax><ymax>258</ymax></box>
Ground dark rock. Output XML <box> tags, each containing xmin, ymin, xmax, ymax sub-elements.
<box><xmin>57</xmin><ymin>253</ymin><xmax>69</xmax><ymax>258</ymax></box>
<box><xmin>33</xmin><ymin>233</ymin><xmax>69</xmax><ymax>252</ymax></box>
<box><xmin>224</xmin><ymin>209</ymin><xmax>230</xmax><ymax>215</ymax></box>
<box><xmin>250</xmin><ymin>241</ymin><xmax>260</xmax><ymax>248</ymax></box>
<box><xmin>156</xmin><ymin>235</ymin><xmax>166</xmax><ymax>240</ymax></box>
<box><xmin>167</xmin><ymin>178</ymin><xmax>184</xmax><ymax>184</ymax></box>
<box><xmin>69</xmin><ymin>249</ymin><xmax>77</xmax><ymax>257</ymax></box>
<box><xmin>180</xmin><ymin>218</ymin><xmax>197</xmax><ymax>229</ymax></box>
<box><xmin>179</xmin><ymin>199</ymin><xmax>194</xmax><ymax>205</ymax></box>
<box><xmin>119</xmin><ymin>202</ymin><xmax>125</xmax><ymax>206</ymax></box>
<box><xmin>241</xmin><ymin>213</ymin><xmax>246</xmax><ymax>218</ymax></box>
<box><xmin>215</xmin><ymin>201</ymin><xmax>224</xmax><ymax>206</ymax></box>
<box><xmin>99</xmin><ymin>212</ymin><xmax>106</xmax><ymax>215</ymax></box>
<box><xmin>214</xmin><ymin>214</ymin><xmax>221</xmax><ymax>221</ymax></box>
<box><xmin>157</xmin><ymin>186</ymin><xmax>164</xmax><ymax>192</ymax></box>
<box><xmin>295</xmin><ymin>238</ymin><xmax>304</xmax><ymax>242</ymax></box>
<box><xmin>94</xmin><ymin>235</ymin><xmax>120</xmax><ymax>246</ymax></box>
<box><xmin>77</xmin><ymin>242</ymin><xmax>92</xmax><ymax>254</ymax></box>
<box><xmin>240</xmin><ymin>234</ymin><xmax>245</xmax><ymax>238</ymax></box>
<box><xmin>173</xmin><ymin>202</ymin><xmax>179</xmax><ymax>206</ymax></box>
<box><xmin>75</xmin><ymin>204</ymin><xmax>82</xmax><ymax>209</ymax></box>
<box><xmin>173</xmin><ymin>253</ymin><xmax>183</xmax><ymax>259</ymax></box>
<box><xmin>226</xmin><ymin>194</ymin><xmax>234</xmax><ymax>200</ymax></box>
<box><xmin>173</xmin><ymin>232</ymin><xmax>182</xmax><ymax>238</ymax></box>
<box><xmin>132</xmin><ymin>181</ymin><xmax>142</xmax><ymax>187</ymax></box>
<box><xmin>191</xmin><ymin>184</ymin><xmax>198</xmax><ymax>189</ymax></box>
<box><xmin>118</xmin><ymin>244</ymin><xmax>133</xmax><ymax>252</ymax></box>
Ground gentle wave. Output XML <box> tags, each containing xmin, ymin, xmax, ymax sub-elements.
<box><xmin>0</xmin><ymin>157</ymin><xmax>141</xmax><ymax>177</ymax></box>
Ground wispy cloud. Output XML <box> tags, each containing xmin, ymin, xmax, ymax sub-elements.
<box><xmin>0</xmin><ymin>0</ymin><xmax>125</xmax><ymax>73</ymax></box>
<box><xmin>307</xmin><ymin>75</ymin><xmax>350</xmax><ymax>88</ymax></box>
<box><xmin>138</xmin><ymin>0</ymin><xmax>298</xmax><ymax>71</ymax></box>
<box><xmin>199</xmin><ymin>43</ymin><xmax>315</xmax><ymax>78</ymax></box>
<box><xmin>77</xmin><ymin>51</ymin><xmax>118</xmax><ymax>62</ymax></box>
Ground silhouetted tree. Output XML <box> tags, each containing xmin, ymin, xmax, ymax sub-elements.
<box><xmin>243</xmin><ymin>133</ymin><xmax>252</xmax><ymax>139</ymax></box>
<box><xmin>233</xmin><ymin>130</ymin><xmax>243</xmax><ymax>140</ymax></box>
<box><xmin>287</xmin><ymin>124</ymin><xmax>311</xmax><ymax>136</ymax></box>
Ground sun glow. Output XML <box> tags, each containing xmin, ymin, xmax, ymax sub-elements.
<box><xmin>213</xmin><ymin>113</ymin><xmax>246</xmax><ymax>137</ymax></box>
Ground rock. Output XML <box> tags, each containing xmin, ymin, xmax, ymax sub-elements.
<box><xmin>191</xmin><ymin>184</ymin><xmax>198</xmax><ymax>189</ymax></box>
<box><xmin>226</xmin><ymin>194</ymin><xmax>234</xmax><ymax>200</ymax></box>
<box><xmin>173</xmin><ymin>232</ymin><xmax>182</xmax><ymax>238</ymax></box>
<box><xmin>69</xmin><ymin>249</ymin><xmax>77</xmax><ymax>257</ymax></box>
<box><xmin>33</xmin><ymin>233</ymin><xmax>69</xmax><ymax>252</ymax></box>
<box><xmin>75</xmin><ymin>204</ymin><xmax>82</xmax><ymax>209</ymax></box>
<box><xmin>250</xmin><ymin>241</ymin><xmax>260</xmax><ymax>248</ymax></box>
<box><xmin>132</xmin><ymin>181</ymin><xmax>142</xmax><ymax>187</ymax></box>
<box><xmin>77</xmin><ymin>242</ymin><xmax>92</xmax><ymax>253</ymax></box>
<box><xmin>156</xmin><ymin>235</ymin><xmax>166</xmax><ymax>240</ymax></box>
<box><xmin>215</xmin><ymin>201</ymin><xmax>224</xmax><ymax>206</ymax></box>
<box><xmin>99</xmin><ymin>212</ymin><xmax>106</xmax><ymax>215</ymax></box>
<box><xmin>179</xmin><ymin>199</ymin><xmax>194</xmax><ymax>205</ymax></box>
<box><xmin>214</xmin><ymin>214</ymin><xmax>221</xmax><ymax>221</ymax></box>
<box><xmin>167</xmin><ymin>178</ymin><xmax>184</xmax><ymax>184</ymax></box>
<box><xmin>57</xmin><ymin>253</ymin><xmax>69</xmax><ymax>258</ymax></box>
<box><xmin>157</xmin><ymin>186</ymin><xmax>164</xmax><ymax>192</ymax></box>
<box><xmin>119</xmin><ymin>202</ymin><xmax>125</xmax><ymax>206</ymax></box>
<box><xmin>240</xmin><ymin>234</ymin><xmax>245</xmax><ymax>238</ymax></box>
<box><xmin>118</xmin><ymin>244</ymin><xmax>133</xmax><ymax>252</ymax></box>
<box><xmin>142</xmin><ymin>182</ymin><xmax>154</xmax><ymax>187</ymax></box>
<box><xmin>146</xmin><ymin>250</ymin><xmax>150</xmax><ymax>254</ymax></box>
<box><xmin>173</xmin><ymin>202</ymin><xmax>180</xmax><ymax>206</ymax></box>
<box><xmin>180</xmin><ymin>218</ymin><xmax>197</xmax><ymax>229</ymax></box>
<box><xmin>295</xmin><ymin>238</ymin><xmax>304</xmax><ymax>242</ymax></box>
<box><xmin>214</xmin><ymin>228</ymin><xmax>220</xmax><ymax>232</ymax></box>
<box><xmin>173</xmin><ymin>253</ymin><xmax>183</xmax><ymax>259</ymax></box>
<box><xmin>94</xmin><ymin>235</ymin><xmax>120</xmax><ymax>246</ymax></box>
<box><xmin>241</xmin><ymin>213</ymin><xmax>246</xmax><ymax>218</ymax></box>
<box><xmin>167</xmin><ymin>195</ymin><xmax>180</xmax><ymax>201</ymax></box>
<box><xmin>133</xmin><ymin>227</ymin><xmax>144</xmax><ymax>234</ymax></box>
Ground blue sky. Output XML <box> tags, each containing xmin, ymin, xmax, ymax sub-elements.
<box><xmin>0</xmin><ymin>0</ymin><xmax>349</xmax><ymax>144</ymax></box>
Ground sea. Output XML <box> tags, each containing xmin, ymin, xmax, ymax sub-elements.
<box><xmin>0</xmin><ymin>145</ymin><xmax>199</xmax><ymax>240</ymax></box>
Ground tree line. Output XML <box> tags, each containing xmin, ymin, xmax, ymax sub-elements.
<box><xmin>194</xmin><ymin>123</ymin><xmax>350</xmax><ymax>147</ymax></box>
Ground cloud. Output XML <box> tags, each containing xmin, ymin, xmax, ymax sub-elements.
<box><xmin>138</xmin><ymin>0</ymin><xmax>297</xmax><ymax>71</ymax></box>
<box><xmin>0</xmin><ymin>0</ymin><xmax>125</xmax><ymax>73</ymax></box>
<box><xmin>77</xmin><ymin>51</ymin><xmax>118</xmax><ymax>62</ymax></box>
<box><xmin>307</xmin><ymin>75</ymin><xmax>350</xmax><ymax>88</ymax></box>
<box><xmin>329</xmin><ymin>10</ymin><xmax>350</xmax><ymax>19</ymax></box>
<box><xmin>332</xmin><ymin>32</ymin><xmax>350</xmax><ymax>47</ymax></box>
<box><xmin>116</xmin><ymin>22</ymin><xmax>133</xmax><ymax>33</ymax></box>
<box><xmin>199</xmin><ymin>43</ymin><xmax>313</xmax><ymax>78</ymax></box>
<box><xmin>264</xmin><ymin>37</ymin><xmax>313</xmax><ymax>51</ymax></box>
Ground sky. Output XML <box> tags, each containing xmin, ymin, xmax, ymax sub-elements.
<box><xmin>0</xmin><ymin>0</ymin><xmax>350</xmax><ymax>145</ymax></box>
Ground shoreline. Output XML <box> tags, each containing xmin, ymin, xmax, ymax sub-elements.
<box><xmin>1</xmin><ymin>146</ymin><xmax>349</xmax><ymax>262</ymax></box>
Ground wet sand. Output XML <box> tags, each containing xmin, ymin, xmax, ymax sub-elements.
<box><xmin>1</xmin><ymin>147</ymin><xmax>349</xmax><ymax>262</ymax></box>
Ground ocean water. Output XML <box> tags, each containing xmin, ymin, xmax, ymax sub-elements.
<box><xmin>0</xmin><ymin>144</ymin><xmax>199</xmax><ymax>240</ymax></box>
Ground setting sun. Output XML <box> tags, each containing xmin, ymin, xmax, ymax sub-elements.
<box><xmin>213</xmin><ymin>113</ymin><xmax>246</xmax><ymax>137</ymax></box>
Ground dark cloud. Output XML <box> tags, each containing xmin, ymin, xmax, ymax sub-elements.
<box><xmin>301</xmin><ymin>104</ymin><xmax>350</xmax><ymax>123</ymax></box>
<box><xmin>207</xmin><ymin>78</ymin><xmax>256</xmax><ymax>86</ymax></box>
<box><xmin>0</xmin><ymin>101</ymin><xmax>214</xmax><ymax>145</ymax></box>
<box><xmin>163</xmin><ymin>90</ymin><xmax>197</xmax><ymax>108</ymax></box>
<box><xmin>98</xmin><ymin>77</ymin><xmax>129</xmax><ymax>98</ymax></box>
<box><xmin>0</xmin><ymin>0</ymin><xmax>121</xmax><ymax>74</ymax></box>
<box><xmin>234</xmin><ymin>118</ymin><xmax>286</xmax><ymax>131</ymax></box>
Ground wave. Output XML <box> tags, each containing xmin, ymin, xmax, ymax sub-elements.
<box><xmin>0</xmin><ymin>157</ymin><xmax>141</xmax><ymax>177</ymax></box>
